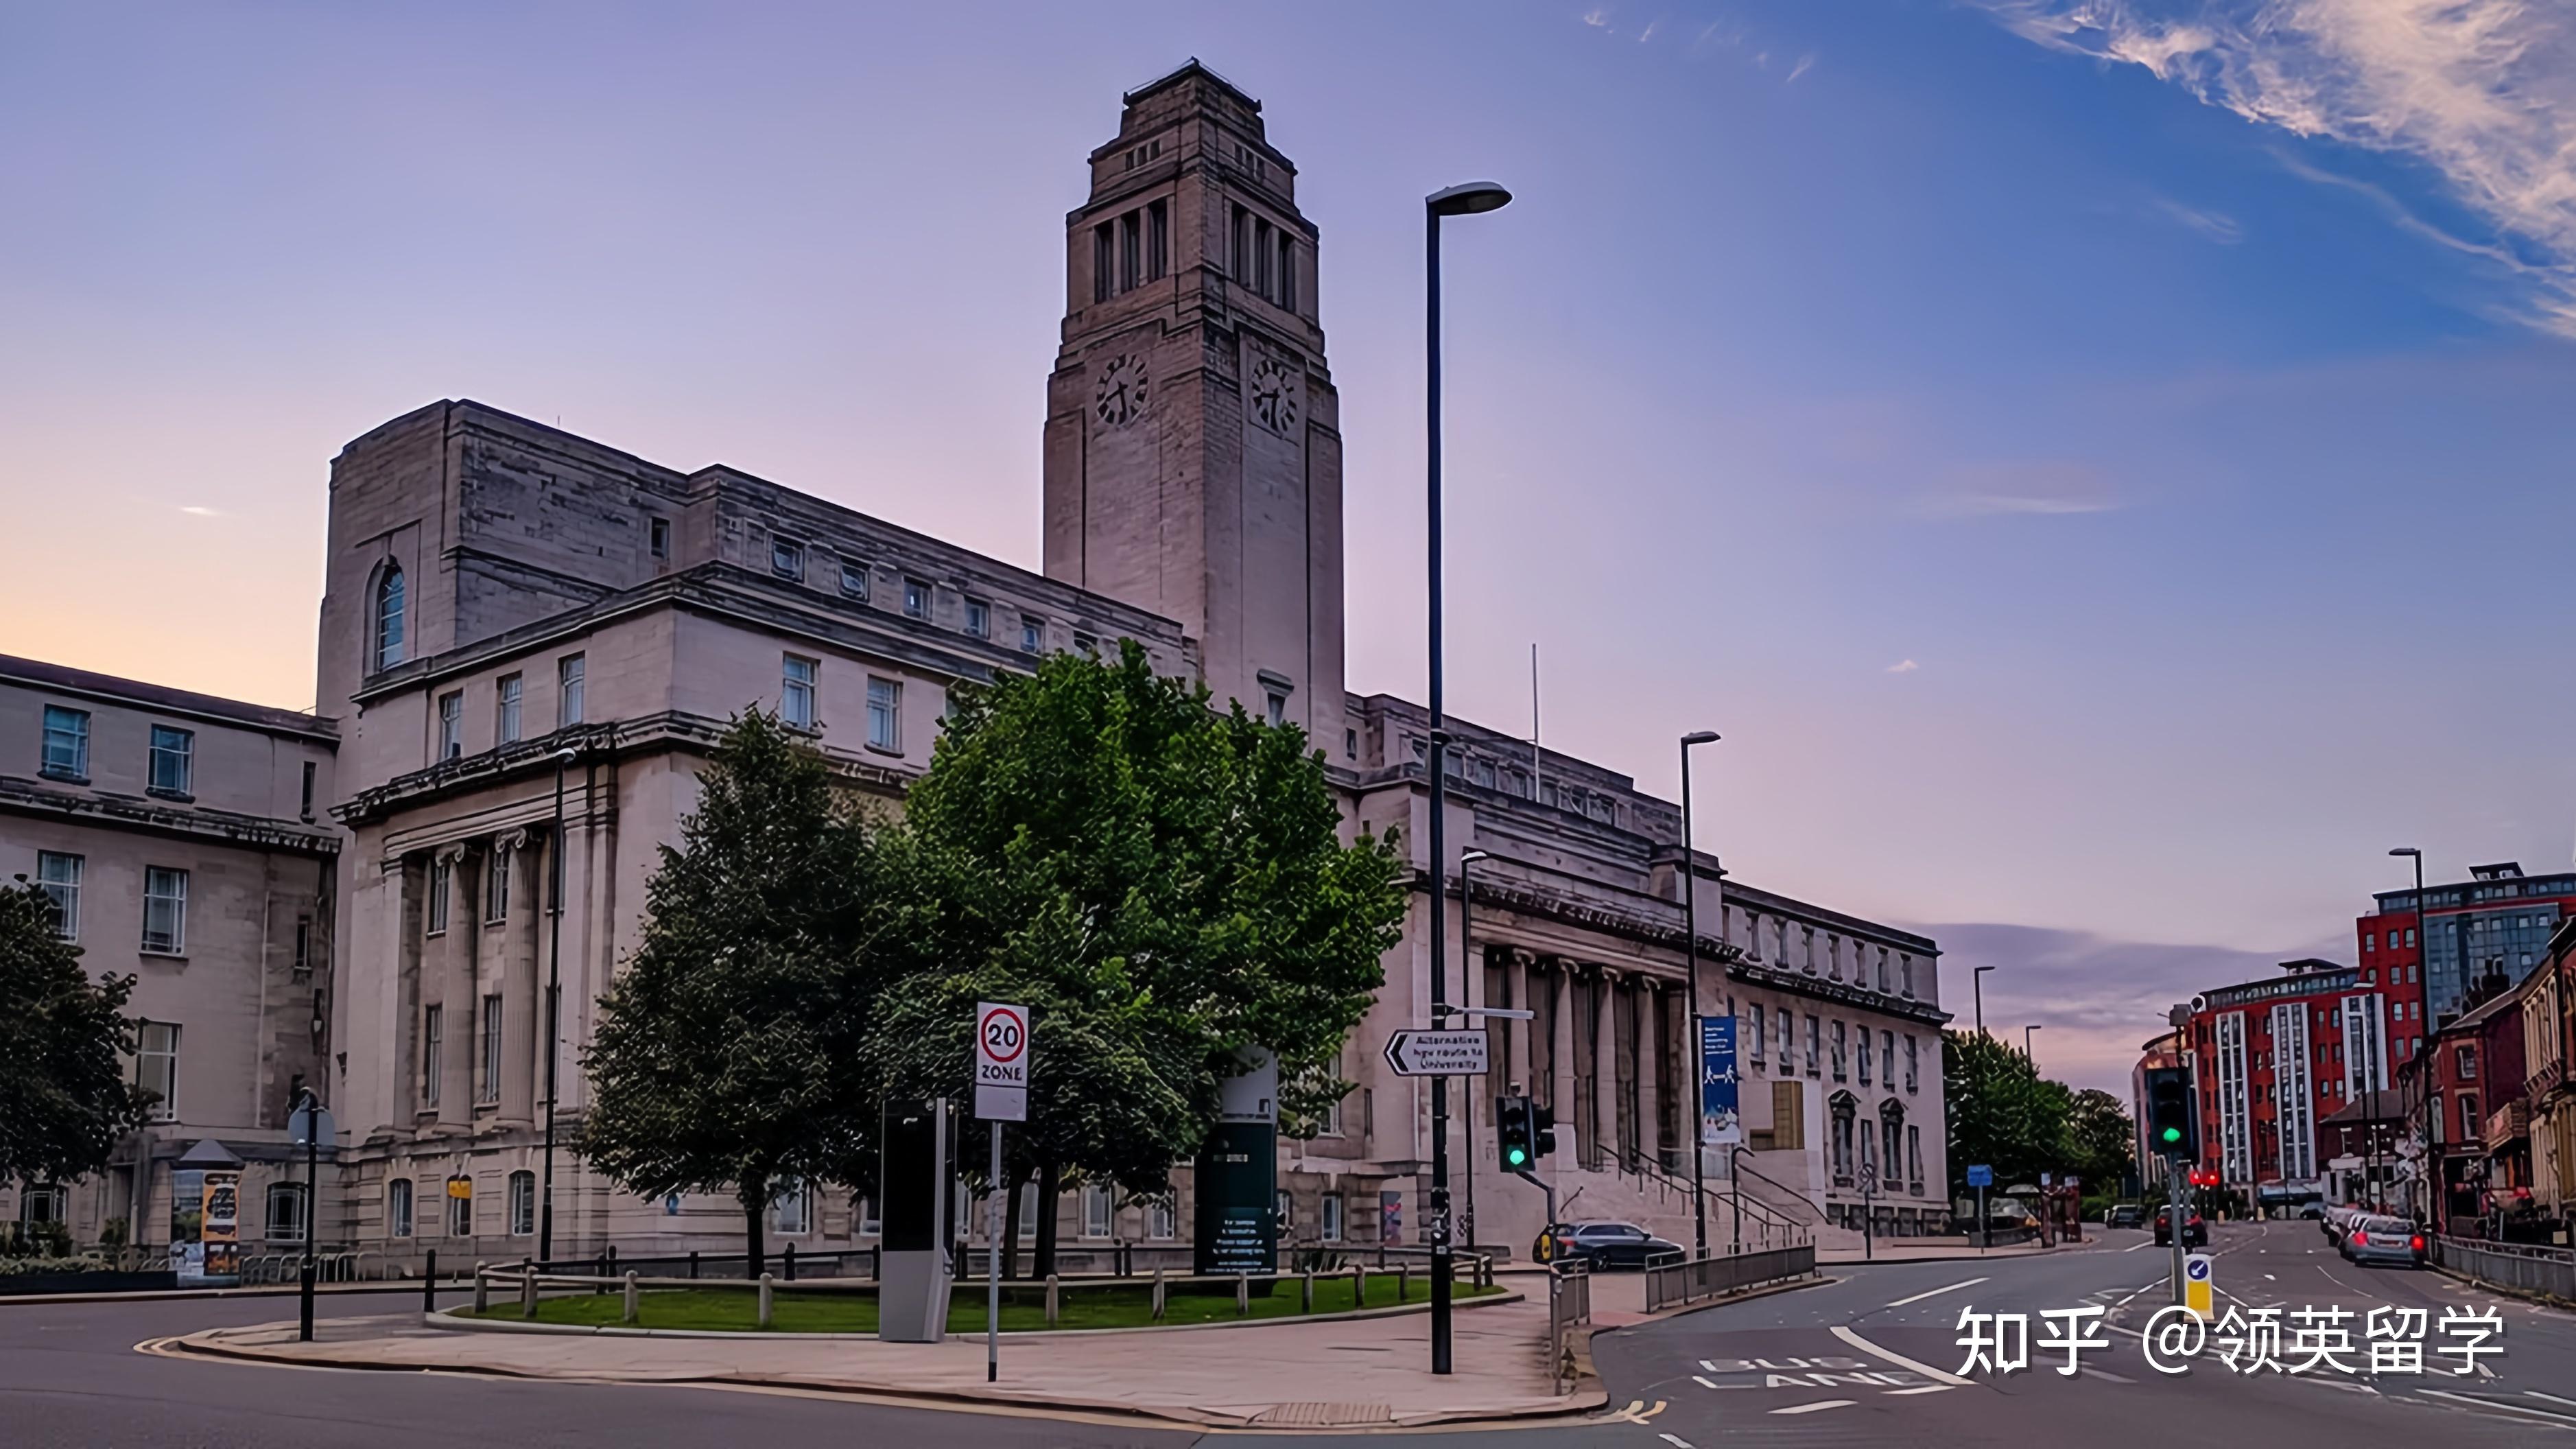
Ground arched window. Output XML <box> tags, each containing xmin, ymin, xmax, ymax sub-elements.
<box><xmin>374</xmin><ymin>563</ymin><xmax>406</xmax><ymax>670</ymax></box>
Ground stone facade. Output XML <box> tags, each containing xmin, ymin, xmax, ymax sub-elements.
<box><xmin>0</xmin><ymin>655</ymin><xmax>337</xmax><ymax>1247</ymax></box>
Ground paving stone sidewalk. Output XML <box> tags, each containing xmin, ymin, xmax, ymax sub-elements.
<box><xmin>176</xmin><ymin>1288</ymin><xmax>1598</xmax><ymax>1429</ymax></box>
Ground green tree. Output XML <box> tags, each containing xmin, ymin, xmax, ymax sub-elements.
<box><xmin>580</xmin><ymin>710</ymin><xmax>875</xmax><ymax>1275</ymax></box>
<box><xmin>0</xmin><ymin>884</ymin><xmax>147</xmax><ymax>1192</ymax></box>
<box><xmin>1943</xmin><ymin>1030</ymin><xmax>2069</xmax><ymax>1193</ymax></box>
<box><xmin>852</xmin><ymin>644</ymin><xmax>1406</xmax><ymax>1273</ymax></box>
<box><xmin>2060</xmin><ymin>1087</ymin><xmax>2136</xmax><ymax>1194</ymax></box>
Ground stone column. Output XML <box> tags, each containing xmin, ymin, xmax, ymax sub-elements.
<box><xmin>1594</xmin><ymin>966</ymin><xmax>1621</xmax><ymax>1170</ymax></box>
<box><xmin>500</xmin><ymin>829</ymin><xmax>540</xmax><ymax>1127</ymax></box>
<box><xmin>1548</xmin><ymin>959</ymin><xmax>1578</xmax><ymax>1157</ymax></box>
<box><xmin>438</xmin><ymin>845</ymin><xmax>477</xmax><ymax>1128</ymax></box>
<box><xmin>1635</xmin><ymin>978</ymin><xmax>1662</xmax><ymax>1171</ymax></box>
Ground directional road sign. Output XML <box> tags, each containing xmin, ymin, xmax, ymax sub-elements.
<box><xmin>1966</xmin><ymin>1163</ymin><xmax>1994</xmax><ymax>1188</ymax></box>
<box><xmin>2184</xmin><ymin>1251</ymin><xmax>2214</xmax><ymax>1319</ymax></box>
<box><xmin>975</xmin><ymin>1001</ymin><xmax>1028</xmax><ymax>1122</ymax></box>
<box><xmin>1383</xmin><ymin>1029</ymin><xmax>1489</xmax><ymax>1078</ymax></box>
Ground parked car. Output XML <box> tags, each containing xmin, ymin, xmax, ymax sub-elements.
<box><xmin>2340</xmin><ymin>1215</ymin><xmax>2427</xmax><ymax>1269</ymax></box>
<box><xmin>1534</xmin><ymin>1221</ymin><xmax>1684</xmax><ymax>1271</ymax></box>
<box><xmin>2297</xmin><ymin>1202</ymin><xmax>2326</xmax><ymax>1220</ymax></box>
<box><xmin>2106</xmin><ymin>1204</ymin><xmax>2147</xmax><ymax>1229</ymax></box>
<box><xmin>2154</xmin><ymin>1205</ymin><xmax>2208</xmax><ymax>1247</ymax></box>
<box><xmin>2321</xmin><ymin>1204</ymin><xmax>2366</xmax><ymax>1245</ymax></box>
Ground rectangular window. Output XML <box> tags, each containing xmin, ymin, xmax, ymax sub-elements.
<box><xmin>2462</xmin><ymin>1095</ymin><xmax>2481</xmax><ymax>1140</ymax></box>
<box><xmin>300</xmin><ymin>760</ymin><xmax>316</xmax><ymax>820</ymax></box>
<box><xmin>40</xmin><ymin>705</ymin><xmax>89</xmax><ymax>779</ymax></box>
<box><xmin>1276</xmin><ymin>233</ymin><xmax>1296</xmax><ymax>309</ymax></box>
<box><xmin>1147</xmin><ymin>199</ymin><xmax>1169</xmax><ymax>279</ymax></box>
<box><xmin>137</xmin><ymin>1022</ymin><xmax>179</xmax><ymax>1122</ymax></box>
<box><xmin>449</xmin><ymin>1179</ymin><xmax>472</xmax><ymax>1236</ymax></box>
<box><xmin>480</xmin><ymin>994</ymin><xmax>504</xmax><ymax>1104</ymax></box>
<box><xmin>866</xmin><ymin>676</ymin><xmax>901</xmax><ymax>751</ymax></box>
<box><xmin>1020</xmin><ymin>616</ymin><xmax>1043</xmax><ymax>652</ymax></box>
<box><xmin>1856</xmin><ymin>1025</ymin><xmax>1871</xmax><ymax>1085</ymax></box>
<box><xmin>1231</xmin><ymin>204</ymin><xmax>1250</xmax><ymax>280</ymax></box>
<box><xmin>1321</xmin><ymin>1192</ymin><xmax>1344</xmax><ymax>1242</ymax></box>
<box><xmin>1266</xmin><ymin>691</ymin><xmax>1288</xmax><ymax>727</ymax></box>
<box><xmin>1081</xmin><ymin>1183</ymin><xmax>1113</xmax><ymax>1238</ymax></box>
<box><xmin>142</xmin><ymin>867</ymin><xmax>188</xmax><ymax>954</ymax></box>
<box><xmin>774</xmin><ymin>1179</ymin><xmax>810</xmax><ymax>1236</ymax></box>
<box><xmin>1093</xmin><ymin>222</ymin><xmax>1114</xmax><ymax>303</ymax></box>
<box><xmin>294</xmin><ymin>915</ymin><xmax>312</xmax><ymax>978</ymax></box>
<box><xmin>148</xmin><ymin>724</ymin><xmax>194</xmax><ymax>796</ymax></box>
<box><xmin>486</xmin><ymin>847</ymin><xmax>510</xmax><ymax>923</ymax></box>
<box><xmin>268</xmin><ymin>1182</ymin><xmax>307</xmax><ymax>1242</ymax></box>
<box><xmin>1908</xmin><ymin>1124</ymin><xmax>1924</xmax><ymax>1186</ymax></box>
<box><xmin>1118</xmin><ymin>210</ymin><xmax>1141</xmax><ymax>292</ymax></box>
<box><xmin>423</xmin><ymin>1004</ymin><xmax>443</xmax><ymax>1109</ymax></box>
<box><xmin>427</xmin><ymin>859</ymin><xmax>451</xmax><ymax>935</ymax></box>
<box><xmin>1253</xmin><ymin>217</ymin><xmax>1273</xmax><ymax>298</ymax></box>
<box><xmin>2458</xmin><ymin>1044</ymin><xmax>2478</xmax><ymax>1079</ymax></box>
<box><xmin>495</xmin><ymin>674</ymin><xmax>523</xmax><ymax>745</ymax></box>
<box><xmin>36</xmin><ymin>851</ymin><xmax>81</xmax><ymax>940</ymax></box>
<box><xmin>1073</xmin><ymin>630</ymin><xmax>1098</xmax><ymax>654</ymax></box>
<box><xmin>1832</xmin><ymin>1021</ymin><xmax>1848</xmax><ymax>1081</ymax></box>
<box><xmin>389</xmin><ymin>1179</ymin><xmax>414</xmax><ymax>1238</ymax></box>
<box><xmin>903</xmin><ymin>578</ymin><xmax>930</xmax><ymax>620</ymax></box>
<box><xmin>781</xmin><ymin>655</ymin><xmax>816</xmax><ymax>729</ymax></box>
<box><xmin>650</xmin><ymin>516</ymin><xmax>671</xmax><ymax>558</ymax></box>
<box><xmin>840</xmin><ymin>561</ymin><xmax>871</xmax><ymax>601</ymax></box>
<box><xmin>1904</xmin><ymin>1035</ymin><xmax>1918</xmax><ymax>1092</ymax></box>
<box><xmin>964</xmin><ymin>597</ymin><xmax>989</xmax><ymax>639</ymax></box>
<box><xmin>558</xmin><ymin>655</ymin><xmax>585</xmax><ymax>727</ymax></box>
<box><xmin>438</xmin><ymin>691</ymin><xmax>464</xmax><ymax>759</ymax></box>
<box><xmin>508</xmin><ymin>1171</ymin><xmax>536</xmax><ymax>1236</ymax></box>
<box><xmin>770</xmin><ymin>537</ymin><xmax>805</xmax><ymax>581</ymax></box>
<box><xmin>1805</xmin><ymin>1015</ymin><xmax>1820</xmax><ymax>1075</ymax></box>
<box><xmin>1881</xmin><ymin>1030</ymin><xmax>1895</xmax><ymax>1086</ymax></box>
<box><xmin>1148</xmin><ymin>1200</ymin><xmax>1175</xmax><ymax>1240</ymax></box>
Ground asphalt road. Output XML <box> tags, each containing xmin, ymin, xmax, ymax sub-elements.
<box><xmin>6</xmin><ymin>1225</ymin><xmax>2573</xmax><ymax>1447</ymax></box>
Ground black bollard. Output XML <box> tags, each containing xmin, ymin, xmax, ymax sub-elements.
<box><xmin>689</xmin><ymin>1249</ymin><xmax>700</xmax><ymax>1280</ymax></box>
<box><xmin>783</xmin><ymin>1243</ymin><xmax>797</xmax><ymax>1283</ymax></box>
<box><xmin>423</xmin><ymin>1249</ymin><xmax>439</xmax><ymax>1312</ymax></box>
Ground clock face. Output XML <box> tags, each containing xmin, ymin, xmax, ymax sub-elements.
<box><xmin>1094</xmin><ymin>353</ymin><xmax>1148</xmax><ymax>427</ymax></box>
<box><xmin>1249</xmin><ymin>356</ymin><xmax>1301</xmax><ymax>435</ymax></box>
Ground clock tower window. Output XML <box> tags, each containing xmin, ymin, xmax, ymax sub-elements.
<box><xmin>1146</xmin><ymin>200</ymin><xmax>1168</xmax><ymax>280</ymax></box>
<box><xmin>1092</xmin><ymin>223</ymin><xmax>1113</xmax><ymax>304</ymax></box>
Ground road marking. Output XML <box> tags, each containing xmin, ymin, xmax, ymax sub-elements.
<box><xmin>2123</xmin><ymin>1241</ymin><xmax>2155</xmax><ymax>1252</ymax></box>
<box><xmin>1884</xmin><ymin>1385</ymin><xmax>1954</xmax><ymax>1396</ymax></box>
<box><xmin>1659</xmin><ymin>1435</ymin><xmax>1696</xmax><ymax>1449</ymax></box>
<box><xmin>2265</xmin><ymin>1273</ymin><xmax>2277</xmax><ymax>1281</ymax></box>
<box><xmin>1771</xmin><ymin>1400</ymin><xmax>1854</xmax><ymax>1415</ymax></box>
<box><xmin>2529</xmin><ymin>1391</ymin><xmax>2576</xmax><ymax>1410</ymax></box>
<box><xmin>2421</xmin><ymin>1389</ymin><xmax>2576</xmax><ymax>1426</ymax></box>
<box><xmin>1692</xmin><ymin>1374</ymin><xmax>1720</xmax><ymax>1389</ymax></box>
<box><xmin>1884</xmin><ymin>1277</ymin><xmax>1988</xmax><ymax>1308</ymax></box>
<box><xmin>1640</xmin><ymin>1400</ymin><xmax>1667</xmax><ymax>1419</ymax></box>
<box><xmin>2081</xmin><ymin>1367</ymin><xmax>2136</xmax><ymax>1384</ymax></box>
<box><xmin>1831</xmin><ymin>1324</ymin><xmax>1974</xmax><ymax>1387</ymax></box>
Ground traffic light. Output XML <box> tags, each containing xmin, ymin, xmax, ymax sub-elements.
<box><xmin>1532</xmin><ymin>1101</ymin><xmax>1557</xmax><ymax>1160</ymax></box>
<box><xmin>1497</xmin><ymin>1095</ymin><xmax>1534</xmax><ymax>1170</ymax></box>
<box><xmin>2144</xmin><ymin>1066</ymin><xmax>2196</xmax><ymax>1160</ymax></box>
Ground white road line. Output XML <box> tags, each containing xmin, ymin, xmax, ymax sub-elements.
<box><xmin>2123</xmin><ymin>1241</ymin><xmax>2155</xmax><ymax>1252</ymax></box>
<box><xmin>2530</xmin><ymin>1391</ymin><xmax>2576</xmax><ymax>1410</ymax></box>
<box><xmin>1692</xmin><ymin>1375</ymin><xmax>1721</xmax><ymax>1389</ymax></box>
<box><xmin>2081</xmin><ymin>1367</ymin><xmax>2137</xmax><ymax>1384</ymax></box>
<box><xmin>1659</xmin><ymin>1435</ymin><xmax>1696</xmax><ymax>1449</ymax></box>
<box><xmin>1884</xmin><ymin>1277</ymin><xmax>1988</xmax><ymax>1308</ymax></box>
<box><xmin>1884</xmin><ymin>1385</ymin><xmax>1955</xmax><ymax>1396</ymax></box>
<box><xmin>2421</xmin><ymin>1389</ymin><xmax>2576</xmax><ymax>1426</ymax></box>
<box><xmin>1771</xmin><ymin>1400</ymin><xmax>1855</xmax><ymax>1415</ymax></box>
<box><xmin>1832</xmin><ymin>1324</ymin><xmax>1974</xmax><ymax>1387</ymax></box>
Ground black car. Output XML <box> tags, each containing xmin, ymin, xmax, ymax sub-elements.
<box><xmin>1536</xmin><ymin>1220</ymin><xmax>1683</xmax><ymax>1270</ymax></box>
<box><xmin>2154</xmin><ymin>1205</ymin><xmax>2208</xmax><ymax>1247</ymax></box>
<box><xmin>2106</xmin><ymin>1204</ymin><xmax>2147</xmax><ymax>1229</ymax></box>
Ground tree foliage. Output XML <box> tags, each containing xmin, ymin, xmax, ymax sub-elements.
<box><xmin>580</xmin><ymin>709</ymin><xmax>876</xmax><ymax>1273</ymax></box>
<box><xmin>0</xmin><ymin>884</ymin><xmax>147</xmax><ymax>1188</ymax></box>
<box><xmin>1943</xmin><ymin>1032</ymin><xmax>2136</xmax><ymax>1197</ymax></box>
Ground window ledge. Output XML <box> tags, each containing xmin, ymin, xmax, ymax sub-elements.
<box><xmin>146</xmin><ymin>787</ymin><xmax>195</xmax><ymax>803</ymax></box>
<box><xmin>140</xmin><ymin>950</ymin><xmax>188</xmax><ymax>963</ymax></box>
<box><xmin>862</xmin><ymin>742</ymin><xmax>905</xmax><ymax>759</ymax></box>
<box><xmin>38</xmin><ymin>768</ymin><xmax>90</xmax><ymax>785</ymax></box>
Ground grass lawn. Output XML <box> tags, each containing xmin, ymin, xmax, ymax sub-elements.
<box><xmin>461</xmin><ymin>1272</ymin><xmax>1500</xmax><ymax>1333</ymax></box>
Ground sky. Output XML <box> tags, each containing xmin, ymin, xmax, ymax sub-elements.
<box><xmin>5</xmin><ymin>1</ymin><xmax>2573</xmax><ymax>1098</ymax></box>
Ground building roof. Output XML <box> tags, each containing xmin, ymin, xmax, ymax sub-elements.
<box><xmin>0</xmin><ymin>652</ymin><xmax>336</xmax><ymax>742</ymax></box>
<box><xmin>2321</xmin><ymin>1088</ymin><xmax>2406</xmax><ymax>1125</ymax></box>
<box><xmin>1123</xmin><ymin>57</ymin><xmax>1260</xmax><ymax>112</ymax></box>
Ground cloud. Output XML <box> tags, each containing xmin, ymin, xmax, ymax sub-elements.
<box><xmin>1638</xmin><ymin>19</ymin><xmax>1658</xmax><ymax>43</ymax></box>
<box><xmin>2147</xmin><ymin>193</ymin><xmax>2245</xmax><ymax>243</ymax></box>
<box><xmin>1583</xmin><ymin>7</ymin><xmax>1612</xmax><ymax>30</ymax></box>
<box><xmin>1887</xmin><ymin>659</ymin><xmax>1921</xmax><ymax>673</ymax></box>
<box><xmin>178</xmin><ymin>505</ymin><xmax>223</xmax><ymax>517</ymax></box>
<box><xmin>1787</xmin><ymin>53</ymin><xmax>1817</xmax><ymax>83</ymax></box>
<box><xmin>1919</xmin><ymin>460</ymin><xmax>2124</xmax><ymax>517</ymax></box>
<box><xmin>1966</xmin><ymin>1</ymin><xmax>2576</xmax><ymax>332</ymax></box>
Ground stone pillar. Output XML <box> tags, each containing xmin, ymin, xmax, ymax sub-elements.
<box><xmin>1635</xmin><ymin>978</ymin><xmax>1662</xmax><ymax>1171</ymax></box>
<box><xmin>1593</xmin><ymin>966</ymin><xmax>1621</xmax><ymax>1170</ymax></box>
<box><xmin>438</xmin><ymin>845</ymin><xmax>477</xmax><ymax>1128</ymax></box>
<box><xmin>1547</xmin><ymin>959</ymin><xmax>1578</xmax><ymax>1157</ymax></box>
<box><xmin>500</xmin><ymin>829</ymin><xmax>540</xmax><ymax>1127</ymax></box>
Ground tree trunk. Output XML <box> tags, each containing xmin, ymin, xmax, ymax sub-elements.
<box><xmin>741</xmin><ymin>1182</ymin><xmax>768</xmax><ymax>1280</ymax></box>
<box><xmin>1000</xmin><ymin>1164</ymin><xmax>1029</xmax><ymax>1280</ymax></box>
<box><xmin>1032</xmin><ymin>1157</ymin><xmax>1062</xmax><ymax>1280</ymax></box>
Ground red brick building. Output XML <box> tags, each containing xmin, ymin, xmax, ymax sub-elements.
<box><xmin>2182</xmin><ymin>959</ymin><xmax>2390</xmax><ymax>1204</ymax></box>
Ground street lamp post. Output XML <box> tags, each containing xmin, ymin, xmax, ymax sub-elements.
<box><xmin>1974</xmin><ymin>965</ymin><xmax>1996</xmax><ymax>1037</ymax></box>
<box><xmin>2391</xmin><ymin>847</ymin><xmax>2429</xmax><ymax>1229</ymax></box>
<box><xmin>2024</xmin><ymin>1024</ymin><xmax>2042</xmax><ymax>1068</ymax></box>
<box><xmin>1423</xmin><ymin>178</ymin><xmax>1511</xmax><ymax>1379</ymax></box>
<box><xmin>1459</xmin><ymin>848</ymin><xmax>1490</xmax><ymax>1251</ymax></box>
<box><xmin>1679</xmin><ymin>730</ymin><xmax>1721</xmax><ymax>1258</ymax></box>
<box><xmin>539</xmin><ymin>745</ymin><xmax>578</xmax><ymax>1263</ymax></box>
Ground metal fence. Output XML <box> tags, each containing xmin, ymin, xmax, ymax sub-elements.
<box><xmin>1642</xmin><ymin>1243</ymin><xmax>1818</xmax><ymax>1314</ymax></box>
<box><xmin>2435</xmin><ymin>1235</ymin><xmax>2576</xmax><ymax>1300</ymax></box>
<box><xmin>1546</xmin><ymin>1260</ymin><xmax>1592</xmax><ymax>1395</ymax></box>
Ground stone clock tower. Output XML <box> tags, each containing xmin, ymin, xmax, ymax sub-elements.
<box><xmin>1042</xmin><ymin>60</ymin><xmax>1344</xmax><ymax>754</ymax></box>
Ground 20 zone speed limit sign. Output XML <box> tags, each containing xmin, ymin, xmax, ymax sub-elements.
<box><xmin>975</xmin><ymin>1002</ymin><xmax>1028</xmax><ymax>1122</ymax></box>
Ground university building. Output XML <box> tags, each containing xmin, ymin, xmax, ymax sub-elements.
<box><xmin>3</xmin><ymin>62</ymin><xmax>1945</xmax><ymax>1258</ymax></box>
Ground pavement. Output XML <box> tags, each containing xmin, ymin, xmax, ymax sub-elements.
<box><xmin>169</xmin><ymin>1282</ymin><xmax>1590</xmax><ymax>1430</ymax></box>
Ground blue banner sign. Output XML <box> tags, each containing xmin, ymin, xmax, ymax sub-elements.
<box><xmin>1699</xmin><ymin>1015</ymin><xmax>1740</xmax><ymax>1146</ymax></box>
<box><xmin>1968</xmin><ymin>1163</ymin><xmax>1994</xmax><ymax>1188</ymax></box>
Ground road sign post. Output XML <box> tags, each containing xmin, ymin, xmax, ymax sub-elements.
<box><xmin>1966</xmin><ymin>1164</ymin><xmax>1993</xmax><ymax>1253</ymax></box>
<box><xmin>973</xmin><ymin>1002</ymin><xmax>1028</xmax><ymax>1383</ymax></box>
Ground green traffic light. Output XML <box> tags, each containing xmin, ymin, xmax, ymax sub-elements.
<box><xmin>1506</xmin><ymin>1147</ymin><xmax>1528</xmax><ymax>1166</ymax></box>
<box><xmin>2160</xmin><ymin>1127</ymin><xmax>2182</xmax><ymax>1143</ymax></box>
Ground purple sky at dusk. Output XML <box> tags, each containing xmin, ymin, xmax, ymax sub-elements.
<box><xmin>6</xmin><ymin>2</ymin><xmax>2573</xmax><ymax>1096</ymax></box>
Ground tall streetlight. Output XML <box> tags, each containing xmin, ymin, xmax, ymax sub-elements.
<box><xmin>1678</xmin><ymin>730</ymin><xmax>1721</xmax><ymax>1258</ymax></box>
<box><xmin>539</xmin><ymin>745</ymin><xmax>578</xmax><ymax>1262</ymax></box>
<box><xmin>2390</xmin><ymin>847</ymin><xmax>2426</xmax><ymax>1227</ymax></box>
<box><xmin>2024</xmin><ymin>1024</ymin><xmax>2042</xmax><ymax>1068</ymax></box>
<box><xmin>1458</xmin><ymin>848</ymin><xmax>1490</xmax><ymax>1251</ymax></box>
<box><xmin>1423</xmin><ymin>178</ymin><xmax>1511</xmax><ymax>1378</ymax></box>
<box><xmin>1974</xmin><ymin>964</ymin><xmax>1996</xmax><ymax>1037</ymax></box>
